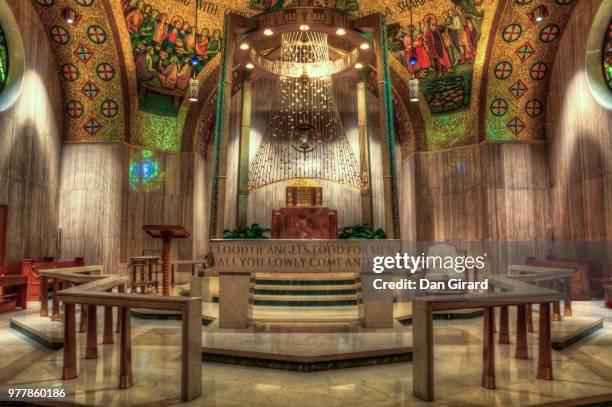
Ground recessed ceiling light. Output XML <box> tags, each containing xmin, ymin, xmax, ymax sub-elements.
<box><xmin>263</xmin><ymin>29</ymin><xmax>273</xmax><ymax>36</ymax></box>
<box><xmin>355</xmin><ymin>63</ymin><xmax>363</xmax><ymax>69</ymax></box>
<box><xmin>360</xmin><ymin>42</ymin><xmax>370</xmax><ymax>50</ymax></box>
<box><xmin>246</xmin><ymin>63</ymin><xmax>255</xmax><ymax>69</ymax></box>
<box><xmin>240</xmin><ymin>43</ymin><xmax>250</xmax><ymax>50</ymax></box>
<box><xmin>299</xmin><ymin>24</ymin><xmax>310</xmax><ymax>31</ymax></box>
<box><xmin>336</xmin><ymin>28</ymin><xmax>346</xmax><ymax>36</ymax></box>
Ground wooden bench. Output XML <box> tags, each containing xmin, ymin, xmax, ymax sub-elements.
<box><xmin>0</xmin><ymin>274</ymin><xmax>27</xmax><ymax>313</ymax></box>
<box><xmin>526</xmin><ymin>258</ymin><xmax>591</xmax><ymax>300</ymax></box>
<box><xmin>22</xmin><ymin>258</ymin><xmax>85</xmax><ymax>301</ymax></box>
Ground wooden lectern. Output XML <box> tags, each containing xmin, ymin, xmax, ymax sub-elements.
<box><xmin>142</xmin><ymin>225</ymin><xmax>190</xmax><ymax>296</ymax></box>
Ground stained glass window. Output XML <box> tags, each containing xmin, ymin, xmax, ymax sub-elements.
<box><xmin>604</xmin><ymin>19</ymin><xmax>612</xmax><ymax>91</ymax></box>
<box><xmin>0</xmin><ymin>24</ymin><xmax>8</xmax><ymax>94</ymax></box>
<box><xmin>129</xmin><ymin>149</ymin><xmax>166</xmax><ymax>192</ymax></box>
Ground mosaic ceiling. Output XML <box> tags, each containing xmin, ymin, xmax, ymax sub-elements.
<box><xmin>29</xmin><ymin>0</ymin><xmax>577</xmax><ymax>153</ymax></box>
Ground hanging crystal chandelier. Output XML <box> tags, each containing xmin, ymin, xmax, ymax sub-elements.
<box><xmin>248</xmin><ymin>30</ymin><xmax>361</xmax><ymax>191</ymax></box>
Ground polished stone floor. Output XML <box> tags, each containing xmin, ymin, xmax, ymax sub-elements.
<box><xmin>0</xmin><ymin>301</ymin><xmax>611</xmax><ymax>406</ymax></box>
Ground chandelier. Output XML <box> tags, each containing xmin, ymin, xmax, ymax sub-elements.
<box><xmin>248</xmin><ymin>30</ymin><xmax>361</xmax><ymax>191</ymax></box>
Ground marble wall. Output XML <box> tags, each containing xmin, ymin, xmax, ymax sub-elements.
<box><xmin>546</xmin><ymin>0</ymin><xmax>612</xmax><ymax>246</ymax></box>
<box><xmin>59</xmin><ymin>143</ymin><xmax>124</xmax><ymax>271</ymax></box>
<box><xmin>0</xmin><ymin>0</ymin><xmax>62</xmax><ymax>261</ymax></box>
<box><xmin>397</xmin><ymin>141</ymin><xmax>551</xmax><ymax>270</ymax></box>
<box><xmin>59</xmin><ymin>142</ymin><xmax>208</xmax><ymax>272</ymax></box>
<box><xmin>120</xmin><ymin>146</ymin><xmax>199</xmax><ymax>263</ymax></box>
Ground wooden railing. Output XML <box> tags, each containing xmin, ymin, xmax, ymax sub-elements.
<box><xmin>37</xmin><ymin>266</ymin><xmax>202</xmax><ymax>402</ymax></box>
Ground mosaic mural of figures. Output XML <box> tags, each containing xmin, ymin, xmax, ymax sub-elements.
<box><xmin>122</xmin><ymin>0</ymin><xmax>222</xmax><ymax>116</ymax></box>
<box><xmin>388</xmin><ymin>0</ymin><xmax>484</xmax><ymax>114</ymax></box>
<box><xmin>0</xmin><ymin>24</ymin><xmax>8</xmax><ymax>94</ymax></box>
<box><xmin>249</xmin><ymin>0</ymin><xmax>359</xmax><ymax>13</ymax></box>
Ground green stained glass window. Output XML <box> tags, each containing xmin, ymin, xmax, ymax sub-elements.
<box><xmin>604</xmin><ymin>19</ymin><xmax>612</xmax><ymax>91</ymax></box>
<box><xmin>0</xmin><ymin>24</ymin><xmax>8</xmax><ymax>94</ymax></box>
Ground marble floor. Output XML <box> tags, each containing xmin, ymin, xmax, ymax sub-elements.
<box><xmin>0</xmin><ymin>302</ymin><xmax>611</xmax><ymax>406</ymax></box>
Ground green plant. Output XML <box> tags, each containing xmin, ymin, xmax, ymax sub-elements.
<box><xmin>338</xmin><ymin>224</ymin><xmax>386</xmax><ymax>240</ymax></box>
<box><xmin>223</xmin><ymin>223</ymin><xmax>271</xmax><ymax>239</ymax></box>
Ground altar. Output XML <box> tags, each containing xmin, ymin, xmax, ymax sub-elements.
<box><xmin>271</xmin><ymin>180</ymin><xmax>338</xmax><ymax>239</ymax></box>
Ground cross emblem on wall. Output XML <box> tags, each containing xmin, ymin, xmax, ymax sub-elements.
<box><xmin>61</xmin><ymin>63</ymin><xmax>79</xmax><ymax>81</ymax></box>
<box><xmin>525</xmin><ymin>99</ymin><xmax>543</xmax><ymax>117</ymax></box>
<box><xmin>509</xmin><ymin>79</ymin><xmax>528</xmax><ymax>99</ymax></box>
<box><xmin>74</xmin><ymin>44</ymin><xmax>94</xmax><ymax>64</ymax></box>
<box><xmin>490</xmin><ymin>99</ymin><xmax>508</xmax><ymax>116</ymax></box>
<box><xmin>50</xmin><ymin>26</ymin><xmax>69</xmax><ymax>44</ymax></box>
<box><xmin>96</xmin><ymin>63</ymin><xmax>114</xmax><ymax>81</ymax></box>
<box><xmin>101</xmin><ymin>100</ymin><xmax>118</xmax><ymax>118</ymax></box>
<box><xmin>494</xmin><ymin>62</ymin><xmax>513</xmax><ymax>80</ymax></box>
<box><xmin>66</xmin><ymin>100</ymin><xmax>84</xmax><ymax>119</ymax></box>
<box><xmin>87</xmin><ymin>25</ymin><xmax>107</xmax><ymax>44</ymax></box>
<box><xmin>530</xmin><ymin>62</ymin><xmax>547</xmax><ymax>80</ymax></box>
<box><xmin>84</xmin><ymin>118</ymin><xmax>102</xmax><ymax>136</ymax></box>
<box><xmin>81</xmin><ymin>80</ymin><xmax>100</xmax><ymax>100</ymax></box>
<box><xmin>507</xmin><ymin>117</ymin><xmax>526</xmax><ymax>135</ymax></box>
<box><xmin>516</xmin><ymin>42</ymin><xmax>535</xmax><ymax>62</ymax></box>
<box><xmin>540</xmin><ymin>24</ymin><xmax>561</xmax><ymax>42</ymax></box>
<box><xmin>502</xmin><ymin>24</ymin><xmax>522</xmax><ymax>42</ymax></box>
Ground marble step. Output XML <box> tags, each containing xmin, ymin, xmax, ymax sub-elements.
<box><xmin>253</xmin><ymin>288</ymin><xmax>358</xmax><ymax>296</ymax></box>
<box><xmin>255</xmin><ymin>272</ymin><xmax>358</xmax><ymax>280</ymax></box>
<box><xmin>253</xmin><ymin>293</ymin><xmax>358</xmax><ymax>306</ymax></box>
<box><xmin>251</xmin><ymin>305</ymin><xmax>361</xmax><ymax>323</ymax></box>
<box><xmin>255</xmin><ymin>284</ymin><xmax>359</xmax><ymax>291</ymax></box>
<box><xmin>254</xmin><ymin>279</ymin><xmax>358</xmax><ymax>286</ymax></box>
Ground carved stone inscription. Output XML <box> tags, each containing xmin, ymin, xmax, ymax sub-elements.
<box><xmin>210</xmin><ymin>239</ymin><xmax>402</xmax><ymax>273</ymax></box>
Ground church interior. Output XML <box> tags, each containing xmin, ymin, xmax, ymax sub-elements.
<box><xmin>0</xmin><ymin>0</ymin><xmax>611</xmax><ymax>405</ymax></box>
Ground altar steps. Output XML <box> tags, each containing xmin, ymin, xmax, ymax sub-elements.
<box><xmin>252</xmin><ymin>272</ymin><xmax>360</xmax><ymax>307</ymax></box>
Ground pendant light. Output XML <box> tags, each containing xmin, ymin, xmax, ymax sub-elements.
<box><xmin>408</xmin><ymin>1</ymin><xmax>419</xmax><ymax>102</ymax></box>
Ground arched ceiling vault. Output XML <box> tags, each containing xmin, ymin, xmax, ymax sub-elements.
<box><xmin>28</xmin><ymin>0</ymin><xmax>578</xmax><ymax>154</ymax></box>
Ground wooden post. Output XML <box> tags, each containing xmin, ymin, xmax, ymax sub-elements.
<box><xmin>552</xmin><ymin>300</ymin><xmax>561</xmax><ymax>321</ymax></box>
<box><xmin>103</xmin><ymin>306</ymin><xmax>114</xmax><ymax>344</ymax></box>
<box><xmin>537</xmin><ymin>302</ymin><xmax>553</xmax><ymax>380</ymax></box>
<box><xmin>85</xmin><ymin>305</ymin><xmax>98</xmax><ymax>359</ymax></box>
<box><xmin>79</xmin><ymin>304</ymin><xmax>88</xmax><ymax>333</ymax></box>
<box><xmin>526</xmin><ymin>304</ymin><xmax>534</xmax><ymax>333</ymax></box>
<box><xmin>515</xmin><ymin>304</ymin><xmax>528</xmax><ymax>359</ymax></box>
<box><xmin>116</xmin><ymin>285</ymin><xmax>124</xmax><ymax>333</ymax></box>
<box><xmin>482</xmin><ymin>307</ymin><xmax>496</xmax><ymax>389</ymax></box>
<box><xmin>564</xmin><ymin>278</ymin><xmax>572</xmax><ymax>316</ymax></box>
<box><xmin>119</xmin><ymin>307</ymin><xmax>133</xmax><ymax>389</ymax></box>
<box><xmin>40</xmin><ymin>276</ymin><xmax>49</xmax><ymax>317</ymax></box>
<box><xmin>181</xmin><ymin>299</ymin><xmax>202</xmax><ymax>401</ymax></box>
<box><xmin>162</xmin><ymin>233</ymin><xmax>172</xmax><ymax>296</ymax></box>
<box><xmin>51</xmin><ymin>280</ymin><xmax>60</xmax><ymax>321</ymax></box>
<box><xmin>412</xmin><ymin>301</ymin><xmax>434</xmax><ymax>401</ymax></box>
<box><xmin>62</xmin><ymin>303</ymin><xmax>77</xmax><ymax>380</ymax></box>
<box><xmin>498</xmin><ymin>305</ymin><xmax>510</xmax><ymax>344</ymax></box>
